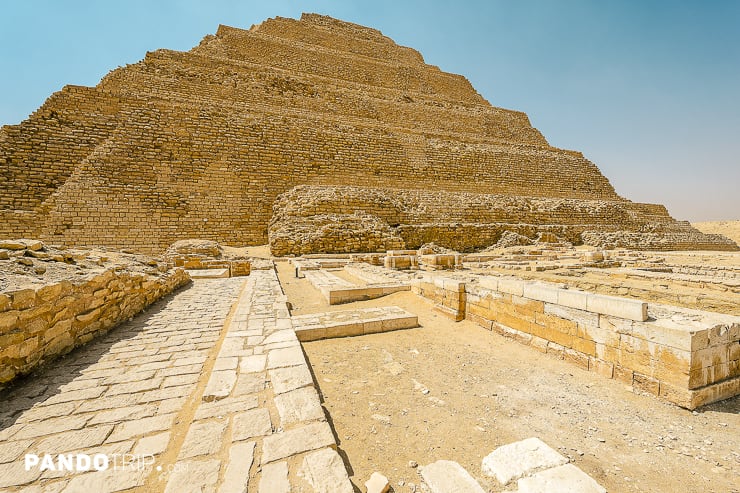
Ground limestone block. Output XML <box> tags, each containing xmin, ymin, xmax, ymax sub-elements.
<box><xmin>267</xmin><ymin>346</ymin><xmax>306</xmax><ymax>369</ymax></box>
<box><xmin>544</xmin><ymin>303</ymin><xmax>599</xmax><ymax>329</ymax></box>
<box><xmin>557</xmin><ymin>288</ymin><xmax>589</xmax><ymax>311</ymax></box>
<box><xmin>202</xmin><ymin>370</ymin><xmax>237</xmax><ymax>402</ymax></box>
<box><xmin>232</xmin><ymin>408</ymin><xmax>273</xmax><ymax>441</ymax></box>
<box><xmin>259</xmin><ymin>461</ymin><xmax>290</xmax><ymax>493</ymax></box>
<box><xmin>498</xmin><ymin>278</ymin><xmax>525</xmax><ymax>297</ymax></box>
<box><xmin>220</xmin><ymin>441</ymin><xmax>255</xmax><ymax>493</ymax></box>
<box><xmin>269</xmin><ymin>365</ymin><xmax>313</xmax><ymax>394</ymax></box>
<box><xmin>365</xmin><ymin>472</ymin><xmax>391</xmax><ymax>493</ymax></box>
<box><xmin>421</xmin><ymin>460</ymin><xmax>485</xmax><ymax>493</ymax></box>
<box><xmin>295</xmin><ymin>448</ymin><xmax>353</xmax><ymax>492</ymax></box>
<box><xmin>273</xmin><ymin>387</ymin><xmax>324</xmax><ymax>425</ymax></box>
<box><xmin>586</xmin><ymin>293</ymin><xmax>648</xmax><ymax>322</ymax></box>
<box><xmin>261</xmin><ymin>422</ymin><xmax>335</xmax><ymax>464</ymax></box>
<box><xmin>481</xmin><ymin>437</ymin><xmax>568</xmax><ymax>485</ymax></box>
<box><xmin>523</xmin><ymin>283</ymin><xmax>559</xmax><ymax>304</ymax></box>
<box><xmin>516</xmin><ymin>464</ymin><xmax>606</xmax><ymax>493</ymax></box>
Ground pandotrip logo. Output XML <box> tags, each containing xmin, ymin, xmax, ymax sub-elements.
<box><xmin>24</xmin><ymin>453</ymin><xmax>156</xmax><ymax>472</ymax></box>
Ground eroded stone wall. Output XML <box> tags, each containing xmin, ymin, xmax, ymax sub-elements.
<box><xmin>411</xmin><ymin>274</ymin><xmax>740</xmax><ymax>409</ymax></box>
<box><xmin>0</xmin><ymin>266</ymin><xmax>190</xmax><ymax>388</ymax></box>
<box><xmin>269</xmin><ymin>185</ymin><xmax>737</xmax><ymax>255</ymax></box>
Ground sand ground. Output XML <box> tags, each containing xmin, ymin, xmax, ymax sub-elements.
<box><xmin>274</xmin><ymin>261</ymin><xmax>739</xmax><ymax>493</ymax></box>
<box><xmin>693</xmin><ymin>220</ymin><xmax>740</xmax><ymax>245</ymax></box>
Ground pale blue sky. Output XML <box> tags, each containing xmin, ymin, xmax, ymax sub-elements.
<box><xmin>1</xmin><ymin>1</ymin><xmax>738</xmax><ymax>221</ymax></box>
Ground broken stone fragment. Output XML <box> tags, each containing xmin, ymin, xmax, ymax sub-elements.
<box><xmin>481</xmin><ymin>437</ymin><xmax>568</xmax><ymax>485</ymax></box>
<box><xmin>1</xmin><ymin>239</ymin><xmax>43</xmax><ymax>250</ymax></box>
<box><xmin>365</xmin><ymin>472</ymin><xmax>390</xmax><ymax>493</ymax></box>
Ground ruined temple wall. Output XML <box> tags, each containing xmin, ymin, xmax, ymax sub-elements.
<box><xmin>0</xmin><ymin>267</ymin><xmax>190</xmax><ymax>388</ymax></box>
<box><xmin>272</xmin><ymin>186</ymin><xmax>665</xmax><ymax>227</ymax></box>
<box><xmin>412</xmin><ymin>275</ymin><xmax>740</xmax><ymax>409</ymax></box>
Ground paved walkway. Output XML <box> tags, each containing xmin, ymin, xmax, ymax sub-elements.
<box><xmin>0</xmin><ymin>277</ymin><xmax>243</xmax><ymax>492</ymax></box>
<box><xmin>0</xmin><ymin>268</ymin><xmax>354</xmax><ymax>492</ymax></box>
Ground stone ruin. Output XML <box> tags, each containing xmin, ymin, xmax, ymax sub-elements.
<box><xmin>0</xmin><ymin>13</ymin><xmax>736</xmax><ymax>255</ymax></box>
<box><xmin>0</xmin><ymin>13</ymin><xmax>738</xmax><ymax>493</ymax></box>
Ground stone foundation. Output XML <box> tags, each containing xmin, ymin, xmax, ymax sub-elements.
<box><xmin>411</xmin><ymin>274</ymin><xmax>740</xmax><ymax>409</ymax></box>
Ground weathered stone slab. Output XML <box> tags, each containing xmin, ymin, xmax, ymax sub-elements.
<box><xmin>586</xmin><ymin>293</ymin><xmax>648</xmax><ymax>322</ymax></box>
<box><xmin>558</xmin><ymin>288</ymin><xmax>589</xmax><ymax>310</ymax></box>
<box><xmin>420</xmin><ymin>460</ymin><xmax>485</xmax><ymax>493</ymax></box>
<box><xmin>523</xmin><ymin>282</ymin><xmax>560</xmax><ymax>304</ymax></box>
<box><xmin>481</xmin><ymin>437</ymin><xmax>568</xmax><ymax>485</ymax></box>
<box><xmin>232</xmin><ymin>408</ymin><xmax>272</xmax><ymax>441</ymax></box>
<box><xmin>203</xmin><ymin>370</ymin><xmax>237</xmax><ymax>401</ymax></box>
<box><xmin>269</xmin><ymin>365</ymin><xmax>313</xmax><ymax>394</ymax></box>
<box><xmin>219</xmin><ymin>441</ymin><xmax>255</xmax><ymax>493</ymax></box>
<box><xmin>267</xmin><ymin>346</ymin><xmax>306</xmax><ymax>369</ymax></box>
<box><xmin>164</xmin><ymin>459</ymin><xmax>221</xmax><ymax>493</ymax></box>
<box><xmin>60</xmin><ymin>467</ymin><xmax>147</xmax><ymax>493</ymax></box>
<box><xmin>261</xmin><ymin>422</ymin><xmax>335</xmax><ymax>464</ymax></box>
<box><xmin>273</xmin><ymin>387</ymin><xmax>325</xmax><ymax>425</ymax></box>
<box><xmin>517</xmin><ymin>463</ymin><xmax>606</xmax><ymax>493</ymax></box>
<box><xmin>259</xmin><ymin>461</ymin><xmax>290</xmax><ymax>493</ymax></box>
<box><xmin>297</xmin><ymin>447</ymin><xmax>354</xmax><ymax>493</ymax></box>
<box><xmin>195</xmin><ymin>395</ymin><xmax>259</xmax><ymax>420</ymax></box>
<box><xmin>179</xmin><ymin>420</ymin><xmax>228</xmax><ymax>459</ymax></box>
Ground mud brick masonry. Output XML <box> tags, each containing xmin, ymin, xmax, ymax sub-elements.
<box><xmin>0</xmin><ymin>14</ymin><xmax>736</xmax><ymax>255</ymax></box>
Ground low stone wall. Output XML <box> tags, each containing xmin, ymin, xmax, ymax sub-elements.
<box><xmin>0</xmin><ymin>267</ymin><xmax>190</xmax><ymax>388</ymax></box>
<box><xmin>411</xmin><ymin>274</ymin><xmax>740</xmax><ymax>409</ymax></box>
<box><xmin>411</xmin><ymin>276</ymin><xmax>466</xmax><ymax>322</ymax></box>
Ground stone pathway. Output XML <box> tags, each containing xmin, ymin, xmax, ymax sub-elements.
<box><xmin>0</xmin><ymin>268</ymin><xmax>354</xmax><ymax>492</ymax></box>
<box><xmin>0</xmin><ymin>277</ymin><xmax>244</xmax><ymax>492</ymax></box>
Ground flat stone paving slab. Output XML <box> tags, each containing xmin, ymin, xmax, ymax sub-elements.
<box><xmin>420</xmin><ymin>460</ymin><xmax>486</xmax><ymax>493</ymax></box>
<box><xmin>0</xmin><ymin>267</ymin><xmax>355</xmax><ymax>492</ymax></box>
<box><xmin>517</xmin><ymin>463</ymin><xmax>607</xmax><ymax>493</ymax></box>
<box><xmin>481</xmin><ymin>437</ymin><xmax>568</xmax><ymax>484</ymax></box>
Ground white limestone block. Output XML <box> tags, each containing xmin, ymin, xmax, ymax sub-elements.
<box><xmin>421</xmin><ymin>460</ymin><xmax>485</xmax><ymax>493</ymax></box>
<box><xmin>586</xmin><ymin>293</ymin><xmax>648</xmax><ymax>322</ymax></box>
<box><xmin>481</xmin><ymin>437</ymin><xmax>568</xmax><ymax>485</ymax></box>
<box><xmin>517</xmin><ymin>463</ymin><xmax>606</xmax><ymax>493</ymax></box>
<box><xmin>523</xmin><ymin>283</ymin><xmax>560</xmax><ymax>304</ymax></box>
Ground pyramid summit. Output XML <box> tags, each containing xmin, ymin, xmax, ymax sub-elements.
<box><xmin>0</xmin><ymin>13</ymin><xmax>736</xmax><ymax>253</ymax></box>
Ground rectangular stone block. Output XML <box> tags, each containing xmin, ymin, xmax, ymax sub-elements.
<box><xmin>633</xmin><ymin>372</ymin><xmax>660</xmax><ymax>395</ymax></box>
<box><xmin>261</xmin><ymin>422</ymin><xmax>335</xmax><ymax>464</ymax></box>
<box><xmin>478</xmin><ymin>276</ymin><xmax>499</xmax><ymax>291</ymax></box>
<box><xmin>522</xmin><ymin>283</ymin><xmax>559</xmax><ymax>304</ymax></box>
<box><xmin>421</xmin><ymin>460</ymin><xmax>485</xmax><ymax>493</ymax></box>
<box><xmin>220</xmin><ymin>441</ymin><xmax>255</xmax><ymax>493</ymax></box>
<box><xmin>588</xmin><ymin>357</ymin><xmax>614</xmax><ymax>378</ymax></box>
<box><xmin>586</xmin><ymin>293</ymin><xmax>648</xmax><ymax>322</ymax></box>
<box><xmin>273</xmin><ymin>387</ymin><xmax>324</xmax><ymax>425</ymax></box>
<box><xmin>557</xmin><ymin>289</ymin><xmax>589</xmax><ymax>311</ymax></box>
<box><xmin>498</xmin><ymin>278</ymin><xmax>525</xmax><ymax>297</ymax></box>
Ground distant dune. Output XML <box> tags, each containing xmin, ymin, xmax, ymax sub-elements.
<box><xmin>692</xmin><ymin>220</ymin><xmax>740</xmax><ymax>245</ymax></box>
